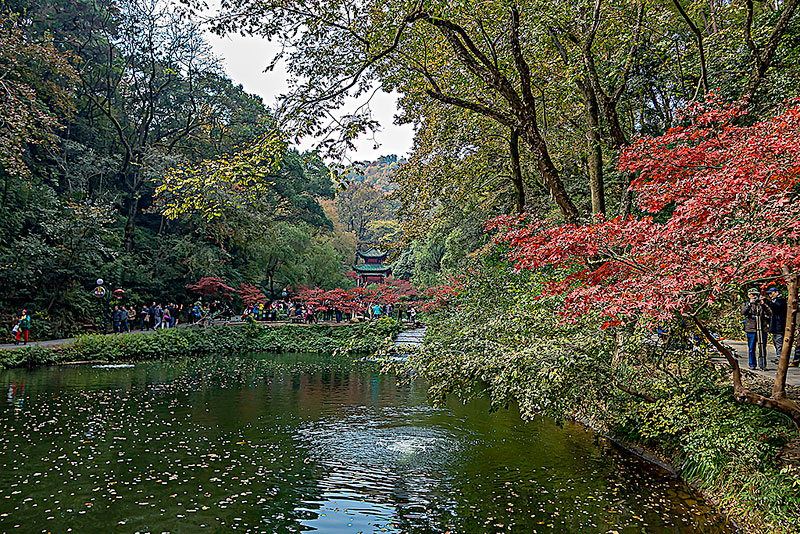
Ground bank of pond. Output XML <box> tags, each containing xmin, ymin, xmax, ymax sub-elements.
<box><xmin>0</xmin><ymin>351</ymin><xmax>734</xmax><ymax>533</ymax></box>
<box><xmin>0</xmin><ymin>321</ymin><xmax>402</xmax><ymax>370</ymax></box>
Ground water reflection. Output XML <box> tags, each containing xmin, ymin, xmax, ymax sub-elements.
<box><xmin>0</xmin><ymin>353</ymin><xmax>733</xmax><ymax>533</ymax></box>
<box><xmin>6</xmin><ymin>380</ymin><xmax>25</xmax><ymax>418</ymax></box>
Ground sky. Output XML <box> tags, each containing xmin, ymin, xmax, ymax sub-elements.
<box><xmin>207</xmin><ymin>33</ymin><xmax>416</xmax><ymax>163</ymax></box>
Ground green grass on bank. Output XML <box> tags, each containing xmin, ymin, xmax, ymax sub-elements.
<box><xmin>0</xmin><ymin>318</ymin><xmax>402</xmax><ymax>370</ymax></box>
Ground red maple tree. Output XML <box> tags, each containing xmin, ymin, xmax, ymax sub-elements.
<box><xmin>492</xmin><ymin>99</ymin><xmax>800</xmax><ymax>423</ymax></box>
<box><xmin>186</xmin><ymin>277</ymin><xmax>235</xmax><ymax>299</ymax></box>
<box><xmin>237</xmin><ymin>283</ymin><xmax>266</xmax><ymax>307</ymax></box>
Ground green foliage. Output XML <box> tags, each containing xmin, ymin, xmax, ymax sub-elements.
<box><xmin>0</xmin><ymin>320</ymin><xmax>402</xmax><ymax>369</ymax></box>
<box><xmin>334</xmin><ymin>182</ymin><xmax>396</xmax><ymax>243</ymax></box>
<box><xmin>0</xmin><ymin>0</ymin><xmax>361</xmax><ymax>333</ymax></box>
<box><xmin>399</xmin><ymin>250</ymin><xmax>800</xmax><ymax>533</ymax></box>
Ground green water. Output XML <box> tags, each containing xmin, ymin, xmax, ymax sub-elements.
<box><xmin>0</xmin><ymin>353</ymin><xmax>732</xmax><ymax>533</ymax></box>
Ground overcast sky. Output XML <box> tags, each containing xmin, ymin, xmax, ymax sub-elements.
<box><xmin>207</xmin><ymin>33</ymin><xmax>415</xmax><ymax>163</ymax></box>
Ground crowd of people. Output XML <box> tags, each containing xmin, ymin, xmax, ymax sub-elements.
<box><xmin>110</xmin><ymin>302</ymin><xmax>184</xmax><ymax>333</ymax></box>
<box><xmin>741</xmin><ymin>286</ymin><xmax>800</xmax><ymax>370</ymax></box>
<box><xmin>241</xmin><ymin>299</ymin><xmax>419</xmax><ymax>325</ymax></box>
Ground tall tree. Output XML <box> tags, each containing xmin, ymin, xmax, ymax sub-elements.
<box><xmin>492</xmin><ymin>100</ymin><xmax>800</xmax><ymax>424</ymax></box>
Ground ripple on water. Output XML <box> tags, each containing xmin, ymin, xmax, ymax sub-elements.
<box><xmin>0</xmin><ymin>354</ymin><xmax>734</xmax><ymax>534</ymax></box>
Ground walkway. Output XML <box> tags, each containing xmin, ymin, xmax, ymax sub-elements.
<box><xmin>717</xmin><ymin>340</ymin><xmax>800</xmax><ymax>388</ymax></box>
<box><xmin>5</xmin><ymin>327</ymin><xmax>798</xmax><ymax>389</ymax></box>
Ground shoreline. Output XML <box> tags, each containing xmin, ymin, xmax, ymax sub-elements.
<box><xmin>1</xmin><ymin>325</ymin><xmax>790</xmax><ymax>533</ymax></box>
<box><xmin>0</xmin><ymin>321</ymin><xmax>402</xmax><ymax>370</ymax></box>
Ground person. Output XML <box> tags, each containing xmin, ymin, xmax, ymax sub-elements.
<box><xmin>191</xmin><ymin>301</ymin><xmax>201</xmax><ymax>324</ymax></box>
<box><xmin>168</xmin><ymin>303</ymin><xmax>178</xmax><ymax>328</ymax></box>
<box><xmin>409</xmin><ymin>306</ymin><xmax>418</xmax><ymax>327</ymax></box>
<box><xmin>161</xmin><ymin>306</ymin><xmax>170</xmax><ymax>329</ymax></box>
<box><xmin>153</xmin><ymin>304</ymin><xmax>164</xmax><ymax>330</ymax></box>
<box><xmin>149</xmin><ymin>302</ymin><xmax>157</xmax><ymax>329</ymax></box>
<box><xmin>373</xmin><ymin>303</ymin><xmax>382</xmax><ymax>319</ymax></box>
<box><xmin>11</xmin><ymin>321</ymin><xmax>20</xmax><ymax>345</ymax></box>
<box><xmin>140</xmin><ymin>304</ymin><xmax>149</xmax><ymax>331</ymax></box>
<box><xmin>18</xmin><ymin>310</ymin><xmax>30</xmax><ymax>344</ymax></box>
<box><xmin>764</xmin><ymin>287</ymin><xmax>787</xmax><ymax>363</ymax></box>
<box><xmin>111</xmin><ymin>305</ymin><xmax>122</xmax><ymax>334</ymax></box>
<box><xmin>742</xmin><ymin>288</ymin><xmax>771</xmax><ymax>370</ymax></box>
<box><xmin>120</xmin><ymin>306</ymin><xmax>130</xmax><ymax>333</ymax></box>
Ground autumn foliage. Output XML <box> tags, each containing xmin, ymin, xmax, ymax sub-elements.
<box><xmin>237</xmin><ymin>283</ymin><xmax>267</xmax><ymax>307</ymax></box>
<box><xmin>491</xmin><ymin>100</ymin><xmax>800</xmax><ymax>422</ymax></box>
<box><xmin>492</xmin><ymin>100</ymin><xmax>800</xmax><ymax>320</ymax></box>
<box><xmin>186</xmin><ymin>277</ymin><xmax>235</xmax><ymax>299</ymax></box>
<box><xmin>292</xmin><ymin>279</ymin><xmax>459</xmax><ymax>313</ymax></box>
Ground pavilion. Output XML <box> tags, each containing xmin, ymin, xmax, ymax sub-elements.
<box><xmin>353</xmin><ymin>248</ymin><xmax>392</xmax><ymax>286</ymax></box>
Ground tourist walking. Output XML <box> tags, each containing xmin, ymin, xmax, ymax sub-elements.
<box><xmin>764</xmin><ymin>287</ymin><xmax>787</xmax><ymax>363</ymax></box>
<box><xmin>122</xmin><ymin>307</ymin><xmax>131</xmax><ymax>332</ymax></box>
<box><xmin>742</xmin><ymin>288</ymin><xmax>771</xmax><ymax>370</ymax></box>
<box><xmin>153</xmin><ymin>304</ymin><xmax>164</xmax><ymax>330</ymax></box>
<box><xmin>111</xmin><ymin>306</ymin><xmax>122</xmax><ymax>334</ymax></box>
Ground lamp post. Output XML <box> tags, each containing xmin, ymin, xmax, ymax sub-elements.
<box><xmin>93</xmin><ymin>279</ymin><xmax>124</xmax><ymax>333</ymax></box>
<box><xmin>93</xmin><ymin>278</ymin><xmax>110</xmax><ymax>333</ymax></box>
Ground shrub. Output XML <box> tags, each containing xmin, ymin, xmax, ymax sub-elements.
<box><xmin>0</xmin><ymin>322</ymin><xmax>403</xmax><ymax>370</ymax></box>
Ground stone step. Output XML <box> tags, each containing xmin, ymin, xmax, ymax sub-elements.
<box><xmin>393</xmin><ymin>327</ymin><xmax>427</xmax><ymax>347</ymax></box>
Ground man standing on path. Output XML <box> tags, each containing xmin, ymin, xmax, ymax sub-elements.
<box><xmin>742</xmin><ymin>288</ymin><xmax>772</xmax><ymax>370</ymax></box>
<box><xmin>140</xmin><ymin>304</ymin><xmax>149</xmax><ymax>331</ymax></box>
<box><xmin>111</xmin><ymin>306</ymin><xmax>122</xmax><ymax>334</ymax></box>
<box><xmin>765</xmin><ymin>287</ymin><xmax>787</xmax><ymax>364</ymax></box>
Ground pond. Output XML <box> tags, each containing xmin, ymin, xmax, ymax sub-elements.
<box><xmin>0</xmin><ymin>353</ymin><xmax>733</xmax><ymax>533</ymax></box>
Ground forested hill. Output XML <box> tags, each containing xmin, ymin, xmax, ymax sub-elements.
<box><xmin>344</xmin><ymin>155</ymin><xmax>404</xmax><ymax>194</ymax></box>
<box><xmin>0</xmin><ymin>0</ymin><xmax>358</xmax><ymax>339</ymax></box>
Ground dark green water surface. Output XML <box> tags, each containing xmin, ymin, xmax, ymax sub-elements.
<box><xmin>0</xmin><ymin>353</ymin><xmax>733</xmax><ymax>533</ymax></box>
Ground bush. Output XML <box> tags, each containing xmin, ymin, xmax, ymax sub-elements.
<box><xmin>403</xmin><ymin>255</ymin><xmax>800</xmax><ymax>534</ymax></box>
<box><xmin>0</xmin><ymin>321</ymin><xmax>403</xmax><ymax>370</ymax></box>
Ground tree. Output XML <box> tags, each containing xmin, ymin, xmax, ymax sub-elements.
<box><xmin>72</xmin><ymin>0</ymin><xmax>225</xmax><ymax>250</ymax></box>
<box><xmin>334</xmin><ymin>182</ymin><xmax>393</xmax><ymax>242</ymax></box>
<box><xmin>205</xmin><ymin>0</ymin><xmax>800</xmax><ymax>227</ymax></box>
<box><xmin>491</xmin><ymin>99</ymin><xmax>800</xmax><ymax>424</ymax></box>
<box><xmin>0</xmin><ymin>15</ymin><xmax>77</xmax><ymax>179</ymax></box>
<box><xmin>237</xmin><ymin>282</ymin><xmax>266</xmax><ymax>306</ymax></box>
<box><xmin>186</xmin><ymin>277</ymin><xmax>235</xmax><ymax>299</ymax></box>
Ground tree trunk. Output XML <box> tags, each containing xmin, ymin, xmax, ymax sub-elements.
<box><xmin>743</xmin><ymin>0</ymin><xmax>800</xmax><ymax>101</ymax></box>
<box><xmin>519</xmin><ymin>124</ymin><xmax>580</xmax><ymax>224</ymax></box>
<box><xmin>124</xmin><ymin>193</ymin><xmax>138</xmax><ymax>253</ymax></box>
<box><xmin>773</xmin><ymin>267</ymin><xmax>798</xmax><ymax>399</ymax></box>
<box><xmin>619</xmin><ymin>183</ymin><xmax>633</xmax><ymax>219</ymax></box>
<box><xmin>582</xmin><ymin>83</ymin><xmax>605</xmax><ymax>216</ymax></box>
<box><xmin>509</xmin><ymin>129</ymin><xmax>525</xmax><ymax>214</ymax></box>
<box><xmin>672</xmin><ymin>0</ymin><xmax>709</xmax><ymax>97</ymax></box>
<box><xmin>45</xmin><ymin>280</ymin><xmax>62</xmax><ymax>314</ymax></box>
<box><xmin>692</xmin><ymin>316</ymin><xmax>800</xmax><ymax>427</ymax></box>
